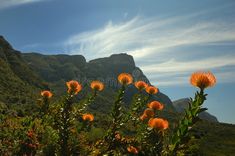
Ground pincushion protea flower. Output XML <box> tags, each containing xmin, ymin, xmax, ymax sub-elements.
<box><xmin>115</xmin><ymin>132</ymin><xmax>121</xmax><ymax>140</ymax></box>
<box><xmin>148</xmin><ymin>118</ymin><xmax>169</xmax><ymax>130</ymax></box>
<box><xmin>127</xmin><ymin>146</ymin><xmax>138</xmax><ymax>154</ymax></box>
<box><xmin>140</xmin><ymin>108</ymin><xmax>155</xmax><ymax>121</ymax></box>
<box><xmin>90</xmin><ymin>81</ymin><xmax>104</xmax><ymax>91</ymax></box>
<box><xmin>118</xmin><ymin>73</ymin><xmax>133</xmax><ymax>85</ymax></box>
<box><xmin>143</xmin><ymin>108</ymin><xmax>155</xmax><ymax>118</ymax></box>
<box><xmin>135</xmin><ymin>81</ymin><xmax>148</xmax><ymax>90</ymax></box>
<box><xmin>190</xmin><ymin>71</ymin><xmax>216</xmax><ymax>89</ymax></box>
<box><xmin>41</xmin><ymin>90</ymin><xmax>53</xmax><ymax>98</ymax></box>
<box><xmin>148</xmin><ymin>101</ymin><xmax>164</xmax><ymax>110</ymax></box>
<box><xmin>27</xmin><ymin>130</ymin><xmax>34</xmax><ymax>138</ymax></box>
<box><xmin>66</xmin><ymin>80</ymin><xmax>82</xmax><ymax>95</ymax></box>
<box><xmin>140</xmin><ymin>114</ymin><xmax>148</xmax><ymax>121</ymax></box>
<box><xmin>82</xmin><ymin>113</ymin><xmax>94</xmax><ymax>122</ymax></box>
<box><xmin>146</xmin><ymin>86</ymin><xmax>158</xmax><ymax>95</ymax></box>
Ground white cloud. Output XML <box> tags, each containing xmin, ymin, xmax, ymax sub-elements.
<box><xmin>141</xmin><ymin>55</ymin><xmax>235</xmax><ymax>74</ymax></box>
<box><xmin>0</xmin><ymin>0</ymin><xmax>46</xmax><ymax>9</ymax></box>
<box><xmin>64</xmin><ymin>11</ymin><xmax>235</xmax><ymax>86</ymax></box>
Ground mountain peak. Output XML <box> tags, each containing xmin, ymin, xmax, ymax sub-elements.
<box><xmin>89</xmin><ymin>53</ymin><xmax>135</xmax><ymax>66</ymax></box>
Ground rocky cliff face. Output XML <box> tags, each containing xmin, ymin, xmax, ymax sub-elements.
<box><xmin>173</xmin><ymin>98</ymin><xmax>218</xmax><ymax>122</ymax></box>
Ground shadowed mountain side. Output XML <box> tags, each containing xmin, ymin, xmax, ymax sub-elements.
<box><xmin>173</xmin><ymin>98</ymin><xmax>218</xmax><ymax>122</ymax></box>
<box><xmin>0</xmin><ymin>36</ymin><xmax>43</xmax><ymax>87</ymax></box>
<box><xmin>0</xmin><ymin>36</ymin><xmax>42</xmax><ymax>108</ymax></box>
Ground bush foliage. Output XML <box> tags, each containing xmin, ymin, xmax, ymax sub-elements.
<box><xmin>0</xmin><ymin>71</ymin><xmax>217</xmax><ymax>156</ymax></box>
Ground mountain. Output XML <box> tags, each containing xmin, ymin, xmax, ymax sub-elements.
<box><xmin>173</xmin><ymin>98</ymin><xmax>218</xmax><ymax>122</ymax></box>
<box><xmin>0</xmin><ymin>36</ymin><xmax>43</xmax><ymax>111</ymax></box>
<box><xmin>0</xmin><ymin>36</ymin><xmax>174</xmax><ymax>115</ymax></box>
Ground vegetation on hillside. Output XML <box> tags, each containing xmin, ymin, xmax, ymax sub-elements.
<box><xmin>0</xmin><ymin>71</ymin><xmax>219</xmax><ymax>155</ymax></box>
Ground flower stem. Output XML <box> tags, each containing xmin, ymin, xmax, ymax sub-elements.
<box><xmin>170</xmin><ymin>88</ymin><xmax>207</xmax><ymax>155</ymax></box>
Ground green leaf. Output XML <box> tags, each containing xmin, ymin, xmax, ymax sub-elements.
<box><xmin>183</xmin><ymin>119</ymin><xmax>189</xmax><ymax>125</ymax></box>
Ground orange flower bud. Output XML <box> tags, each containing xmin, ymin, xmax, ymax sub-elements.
<box><xmin>27</xmin><ymin>130</ymin><xmax>34</xmax><ymax>138</ymax></box>
<box><xmin>118</xmin><ymin>73</ymin><xmax>133</xmax><ymax>85</ymax></box>
<box><xmin>190</xmin><ymin>71</ymin><xmax>216</xmax><ymax>89</ymax></box>
<box><xmin>148</xmin><ymin>118</ymin><xmax>169</xmax><ymax>130</ymax></box>
<box><xmin>140</xmin><ymin>114</ymin><xmax>148</xmax><ymax>121</ymax></box>
<box><xmin>82</xmin><ymin>113</ymin><xmax>94</xmax><ymax>122</ymax></box>
<box><xmin>127</xmin><ymin>146</ymin><xmax>138</xmax><ymax>154</ymax></box>
<box><xmin>90</xmin><ymin>81</ymin><xmax>104</xmax><ymax>91</ymax></box>
<box><xmin>143</xmin><ymin>108</ymin><xmax>155</xmax><ymax>118</ymax></box>
<box><xmin>146</xmin><ymin>86</ymin><xmax>158</xmax><ymax>95</ymax></box>
<box><xmin>41</xmin><ymin>90</ymin><xmax>53</xmax><ymax>98</ymax></box>
<box><xmin>148</xmin><ymin>101</ymin><xmax>164</xmax><ymax>110</ymax></box>
<box><xmin>135</xmin><ymin>81</ymin><xmax>148</xmax><ymax>90</ymax></box>
<box><xmin>66</xmin><ymin>80</ymin><xmax>82</xmax><ymax>95</ymax></box>
<box><xmin>115</xmin><ymin>132</ymin><xmax>121</xmax><ymax>140</ymax></box>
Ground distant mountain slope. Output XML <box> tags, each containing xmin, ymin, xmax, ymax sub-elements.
<box><xmin>0</xmin><ymin>36</ymin><xmax>42</xmax><ymax>107</ymax></box>
<box><xmin>173</xmin><ymin>98</ymin><xmax>218</xmax><ymax>122</ymax></box>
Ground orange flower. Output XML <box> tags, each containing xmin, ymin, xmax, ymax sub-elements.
<box><xmin>115</xmin><ymin>132</ymin><xmax>121</xmax><ymax>140</ymax></box>
<box><xmin>146</xmin><ymin>86</ymin><xmax>158</xmax><ymax>95</ymax></box>
<box><xmin>143</xmin><ymin>108</ymin><xmax>155</xmax><ymax>118</ymax></box>
<box><xmin>140</xmin><ymin>114</ymin><xmax>148</xmax><ymax>121</ymax></box>
<box><xmin>135</xmin><ymin>81</ymin><xmax>148</xmax><ymax>90</ymax></box>
<box><xmin>148</xmin><ymin>101</ymin><xmax>164</xmax><ymax>110</ymax></box>
<box><xmin>127</xmin><ymin>146</ymin><xmax>138</xmax><ymax>154</ymax></box>
<box><xmin>148</xmin><ymin>118</ymin><xmax>169</xmax><ymax>130</ymax></box>
<box><xmin>118</xmin><ymin>73</ymin><xmax>133</xmax><ymax>85</ymax></box>
<box><xmin>82</xmin><ymin>113</ymin><xmax>94</xmax><ymax>122</ymax></box>
<box><xmin>27</xmin><ymin>130</ymin><xmax>34</xmax><ymax>138</ymax></box>
<box><xmin>90</xmin><ymin>81</ymin><xmax>104</xmax><ymax>91</ymax></box>
<box><xmin>66</xmin><ymin>80</ymin><xmax>82</xmax><ymax>95</ymax></box>
<box><xmin>41</xmin><ymin>90</ymin><xmax>53</xmax><ymax>98</ymax></box>
<box><xmin>190</xmin><ymin>71</ymin><xmax>216</xmax><ymax>89</ymax></box>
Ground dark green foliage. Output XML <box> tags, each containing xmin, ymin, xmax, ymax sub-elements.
<box><xmin>170</xmin><ymin>90</ymin><xmax>208</xmax><ymax>155</ymax></box>
<box><xmin>187</xmin><ymin>120</ymin><xmax>235</xmax><ymax>155</ymax></box>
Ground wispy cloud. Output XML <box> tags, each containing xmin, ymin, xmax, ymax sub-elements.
<box><xmin>0</xmin><ymin>0</ymin><xmax>46</xmax><ymax>10</ymax></box>
<box><xmin>142</xmin><ymin>55</ymin><xmax>235</xmax><ymax>73</ymax></box>
<box><xmin>64</xmin><ymin>9</ymin><xmax>235</xmax><ymax>86</ymax></box>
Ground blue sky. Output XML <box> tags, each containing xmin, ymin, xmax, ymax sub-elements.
<box><xmin>0</xmin><ymin>0</ymin><xmax>235</xmax><ymax>124</ymax></box>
